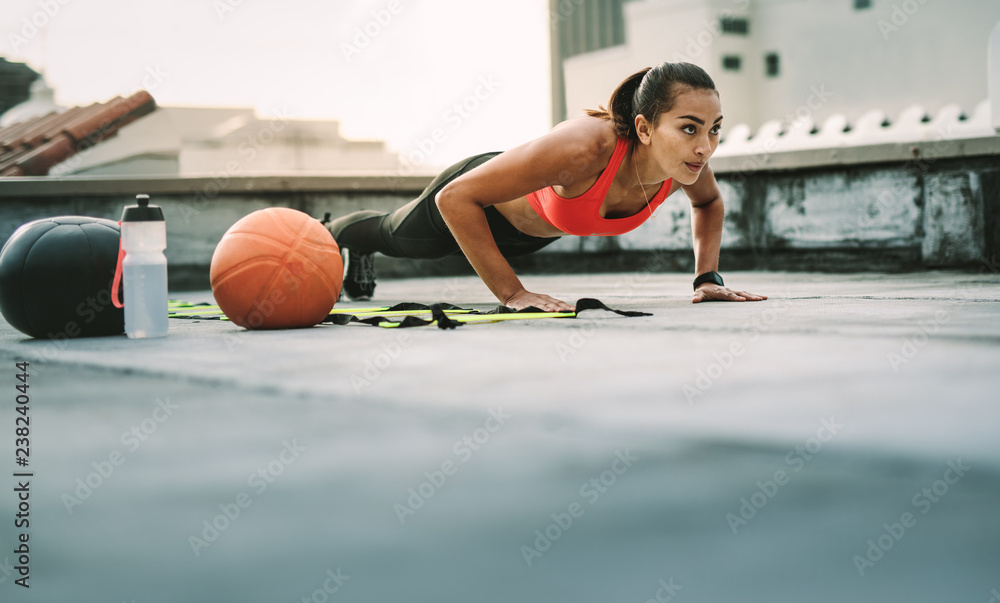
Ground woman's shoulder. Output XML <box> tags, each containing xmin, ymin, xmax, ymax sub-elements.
<box><xmin>545</xmin><ymin>115</ymin><xmax>620</xmax><ymax>170</ymax></box>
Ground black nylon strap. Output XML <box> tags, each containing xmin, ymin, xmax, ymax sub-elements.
<box><xmin>486</xmin><ymin>297</ymin><xmax>650</xmax><ymax>317</ymax></box>
<box><xmin>430</xmin><ymin>304</ymin><xmax>463</xmax><ymax>329</ymax></box>
<box><xmin>382</xmin><ymin>302</ymin><xmax>468</xmax><ymax>312</ymax></box>
<box><xmin>574</xmin><ymin>297</ymin><xmax>651</xmax><ymax>317</ymax></box>
<box><xmin>321</xmin><ymin>302</ymin><xmax>469</xmax><ymax>327</ymax></box>
<box><xmin>325</xmin><ymin>313</ymin><xmax>440</xmax><ymax>328</ymax></box>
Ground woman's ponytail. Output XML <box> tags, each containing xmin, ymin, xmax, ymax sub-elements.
<box><xmin>585</xmin><ymin>67</ymin><xmax>650</xmax><ymax>140</ymax></box>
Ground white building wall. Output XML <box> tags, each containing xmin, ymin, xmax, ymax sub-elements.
<box><xmin>753</xmin><ymin>0</ymin><xmax>998</xmax><ymax>130</ymax></box>
<box><xmin>992</xmin><ymin>21</ymin><xmax>1000</xmax><ymax>131</ymax></box>
<box><xmin>564</xmin><ymin>0</ymin><xmax>758</xmax><ymax>128</ymax></box>
<box><xmin>698</xmin><ymin>0</ymin><xmax>756</xmax><ymax>129</ymax></box>
<box><xmin>564</xmin><ymin>0</ymin><xmax>1000</xmax><ymax>134</ymax></box>
<box><xmin>563</xmin><ymin>46</ymin><xmax>635</xmax><ymax>119</ymax></box>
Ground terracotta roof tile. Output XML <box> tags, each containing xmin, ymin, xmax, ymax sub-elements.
<box><xmin>0</xmin><ymin>111</ymin><xmax>60</xmax><ymax>148</ymax></box>
<box><xmin>0</xmin><ymin>90</ymin><xmax>156</xmax><ymax>177</ymax></box>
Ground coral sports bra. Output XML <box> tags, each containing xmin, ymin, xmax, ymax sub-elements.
<box><xmin>526</xmin><ymin>137</ymin><xmax>672</xmax><ymax>236</ymax></box>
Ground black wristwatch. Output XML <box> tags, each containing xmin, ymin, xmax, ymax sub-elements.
<box><xmin>693</xmin><ymin>271</ymin><xmax>724</xmax><ymax>291</ymax></box>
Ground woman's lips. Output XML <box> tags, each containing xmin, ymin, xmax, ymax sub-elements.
<box><xmin>686</xmin><ymin>162</ymin><xmax>704</xmax><ymax>172</ymax></box>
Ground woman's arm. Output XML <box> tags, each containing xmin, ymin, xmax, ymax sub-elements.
<box><xmin>683</xmin><ymin>165</ymin><xmax>767</xmax><ymax>303</ymax></box>
<box><xmin>436</xmin><ymin>121</ymin><xmax>612</xmax><ymax>311</ymax></box>
<box><xmin>686</xmin><ymin>164</ymin><xmax>724</xmax><ymax>277</ymax></box>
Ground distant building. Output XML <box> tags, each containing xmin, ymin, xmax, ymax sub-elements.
<box><xmin>548</xmin><ymin>0</ymin><xmax>629</xmax><ymax>126</ymax></box>
<box><xmin>0</xmin><ymin>65</ymin><xmax>405</xmax><ymax>177</ymax></box>
<box><xmin>49</xmin><ymin>105</ymin><xmax>405</xmax><ymax>177</ymax></box>
<box><xmin>553</xmin><ymin>0</ymin><xmax>1000</xmax><ymax>132</ymax></box>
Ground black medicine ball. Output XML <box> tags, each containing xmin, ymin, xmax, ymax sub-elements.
<box><xmin>0</xmin><ymin>216</ymin><xmax>125</xmax><ymax>339</ymax></box>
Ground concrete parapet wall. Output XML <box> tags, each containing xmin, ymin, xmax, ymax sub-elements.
<box><xmin>537</xmin><ymin>135</ymin><xmax>999</xmax><ymax>273</ymax></box>
<box><xmin>0</xmin><ymin>136</ymin><xmax>997</xmax><ymax>290</ymax></box>
<box><xmin>0</xmin><ymin>174</ymin><xmax>431</xmax><ymax>289</ymax></box>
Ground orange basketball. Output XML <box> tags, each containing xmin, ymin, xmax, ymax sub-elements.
<box><xmin>210</xmin><ymin>207</ymin><xmax>343</xmax><ymax>329</ymax></box>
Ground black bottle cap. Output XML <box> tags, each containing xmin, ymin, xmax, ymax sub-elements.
<box><xmin>121</xmin><ymin>194</ymin><xmax>164</xmax><ymax>222</ymax></box>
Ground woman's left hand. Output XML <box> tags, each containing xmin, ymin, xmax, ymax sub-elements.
<box><xmin>692</xmin><ymin>283</ymin><xmax>768</xmax><ymax>303</ymax></box>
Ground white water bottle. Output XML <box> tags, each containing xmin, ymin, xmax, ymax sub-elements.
<box><xmin>120</xmin><ymin>194</ymin><xmax>168</xmax><ymax>338</ymax></box>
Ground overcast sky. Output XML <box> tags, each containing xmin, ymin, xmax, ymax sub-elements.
<box><xmin>1</xmin><ymin>0</ymin><xmax>553</xmax><ymax>168</ymax></box>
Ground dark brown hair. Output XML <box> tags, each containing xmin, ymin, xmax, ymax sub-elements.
<box><xmin>586</xmin><ymin>62</ymin><xmax>718</xmax><ymax>144</ymax></box>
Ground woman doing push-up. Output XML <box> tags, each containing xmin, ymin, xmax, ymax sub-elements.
<box><xmin>326</xmin><ymin>62</ymin><xmax>767</xmax><ymax>311</ymax></box>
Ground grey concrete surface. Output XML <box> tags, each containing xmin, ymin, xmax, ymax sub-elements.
<box><xmin>0</xmin><ymin>270</ymin><xmax>998</xmax><ymax>602</ymax></box>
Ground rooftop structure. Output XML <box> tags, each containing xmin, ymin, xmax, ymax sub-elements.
<box><xmin>553</xmin><ymin>0</ymin><xmax>1000</xmax><ymax>135</ymax></box>
<box><xmin>0</xmin><ymin>90</ymin><xmax>156</xmax><ymax>177</ymax></box>
<box><xmin>0</xmin><ymin>84</ymin><xmax>406</xmax><ymax>178</ymax></box>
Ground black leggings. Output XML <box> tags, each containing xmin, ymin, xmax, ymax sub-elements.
<box><xmin>327</xmin><ymin>152</ymin><xmax>560</xmax><ymax>259</ymax></box>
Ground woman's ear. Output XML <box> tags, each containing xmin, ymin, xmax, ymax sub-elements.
<box><xmin>634</xmin><ymin>114</ymin><xmax>652</xmax><ymax>145</ymax></box>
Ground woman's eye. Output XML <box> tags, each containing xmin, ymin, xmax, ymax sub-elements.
<box><xmin>682</xmin><ymin>125</ymin><xmax>696</xmax><ymax>134</ymax></box>
<box><xmin>710</xmin><ymin>125</ymin><xmax>721</xmax><ymax>135</ymax></box>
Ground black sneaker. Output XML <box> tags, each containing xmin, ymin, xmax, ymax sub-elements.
<box><xmin>342</xmin><ymin>248</ymin><xmax>376</xmax><ymax>301</ymax></box>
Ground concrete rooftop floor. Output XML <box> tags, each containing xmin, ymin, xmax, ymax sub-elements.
<box><xmin>1</xmin><ymin>269</ymin><xmax>998</xmax><ymax>602</ymax></box>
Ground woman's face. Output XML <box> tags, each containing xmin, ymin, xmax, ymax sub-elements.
<box><xmin>641</xmin><ymin>87</ymin><xmax>722</xmax><ymax>185</ymax></box>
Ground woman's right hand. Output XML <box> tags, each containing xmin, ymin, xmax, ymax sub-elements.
<box><xmin>502</xmin><ymin>289</ymin><xmax>576</xmax><ymax>312</ymax></box>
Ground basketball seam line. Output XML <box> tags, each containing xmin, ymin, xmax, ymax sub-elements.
<box><xmin>223</xmin><ymin>230</ymin><xmax>337</xmax><ymax>254</ymax></box>
<box><xmin>240</xmin><ymin>213</ymin><xmax>337</xmax><ymax>323</ymax></box>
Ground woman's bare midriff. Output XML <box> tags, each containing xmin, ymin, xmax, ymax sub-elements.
<box><xmin>493</xmin><ymin>196</ymin><xmax>568</xmax><ymax>238</ymax></box>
